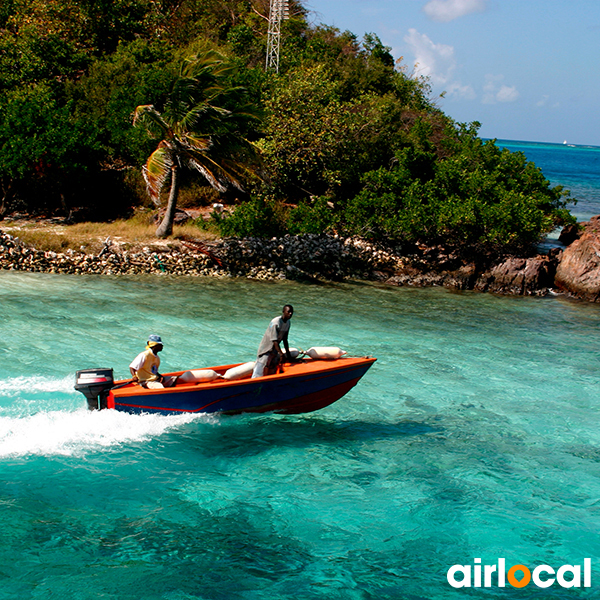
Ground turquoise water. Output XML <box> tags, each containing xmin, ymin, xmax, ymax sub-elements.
<box><xmin>496</xmin><ymin>139</ymin><xmax>600</xmax><ymax>222</ymax></box>
<box><xmin>2</xmin><ymin>271</ymin><xmax>600</xmax><ymax>598</ymax></box>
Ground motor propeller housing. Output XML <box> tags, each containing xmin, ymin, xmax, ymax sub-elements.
<box><xmin>74</xmin><ymin>368</ymin><xmax>114</xmax><ymax>410</ymax></box>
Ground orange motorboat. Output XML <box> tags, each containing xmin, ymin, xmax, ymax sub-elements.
<box><xmin>75</xmin><ymin>355</ymin><xmax>377</xmax><ymax>416</ymax></box>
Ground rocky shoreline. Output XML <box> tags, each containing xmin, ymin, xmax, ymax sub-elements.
<box><xmin>2</xmin><ymin>219</ymin><xmax>600</xmax><ymax>301</ymax></box>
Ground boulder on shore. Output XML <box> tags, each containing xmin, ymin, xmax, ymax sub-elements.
<box><xmin>558</xmin><ymin>223</ymin><xmax>581</xmax><ymax>246</ymax></box>
<box><xmin>555</xmin><ymin>216</ymin><xmax>600</xmax><ymax>301</ymax></box>
<box><xmin>475</xmin><ymin>254</ymin><xmax>559</xmax><ymax>296</ymax></box>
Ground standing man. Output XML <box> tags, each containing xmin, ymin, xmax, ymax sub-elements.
<box><xmin>252</xmin><ymin>305</ymin><xmax>294</xmax><ymax>378</ymax></box>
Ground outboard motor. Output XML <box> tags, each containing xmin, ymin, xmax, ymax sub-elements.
<box><xmin>75</xmin><ymin>368</ymin><xmax>114</xmax><ymax>410</ymax></box>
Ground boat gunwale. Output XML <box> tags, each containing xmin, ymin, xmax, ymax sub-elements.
<box><xmin>111</xmin><ymin>356</ymin><xmax>377</xmax><ymax>398</ymax></box>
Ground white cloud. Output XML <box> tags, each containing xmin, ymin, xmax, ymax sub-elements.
<box><xmin>496</xmin><ymin>85</ymin><xmax>519</xmax><ymax>103</ymax></box>
<box><xmin>446</xmin><ymin>82</ymin><xmax>476</xmax><ymax>100</ymax></box>
<box><xmin>423</xmin><ymin>0</ymin><xmax>487</xmax><ymax>23</ymax></box>
<box><xmin>536</xmin><ymin>95</ymin><xmax>549</xmax><ymax>107</ymax></box>
<box><xmin>483</xmin><ymin>74</ymin><xmax>519</xmax><ymax>104</ymax></box>
<box><xmin>404</xmin><ymin>28</ymin><xmax>456</xmax><ymax>85</ymax></box>
<box><xmin>404</xmin><ymin>29</ymin><xmax>476</xmax><ymax>101</ymax></box>
<box><xmin>536</xmin><ymin>95</ymin><xmax>561</xmax><ymax>109</ymax></box>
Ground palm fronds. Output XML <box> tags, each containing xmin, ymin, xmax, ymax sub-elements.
<box><xmin>133</xmin><ymin>50</ymin><xmax>262</xmax><ymax>236</ymax></box>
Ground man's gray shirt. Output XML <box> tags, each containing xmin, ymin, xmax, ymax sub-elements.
<box><xmin>256</xmin><ymin>316</ymin><xmax>290</xmax><ymax>358</ymax></box>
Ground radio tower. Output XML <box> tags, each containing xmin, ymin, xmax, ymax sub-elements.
<box><xmin>266</xmin><ymin>0</ymin><xmax>289</xmax><ymax>73</ymax></box>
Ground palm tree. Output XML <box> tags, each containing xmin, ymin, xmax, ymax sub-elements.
<box><xmin>133</xmin><ymin>51</ymin><xmax>261</xmax><ymax>238</ymax></box>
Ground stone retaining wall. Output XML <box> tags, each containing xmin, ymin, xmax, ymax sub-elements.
<box><xmin>0</xmin><ymin>228</ymin><xmax>583</xmax><ymax>300</ymax></box>
<box><xmin>0</xmin><ymin>230</ymin><xmax>405</xmax><ymax>282</ymax></box>
<box><xmin>0</xmin><ymin>230</ymin><xmax>218</xmax><ymax>276</ymax></box>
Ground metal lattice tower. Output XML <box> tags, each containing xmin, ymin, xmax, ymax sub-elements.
<box><xmin>266</xmin><ymin>0</ymin><xmax>289</xmax><ymax>73</ymax></box>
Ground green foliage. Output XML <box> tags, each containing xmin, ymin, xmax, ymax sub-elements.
<box><xmin>257</xmin><ymin>60</ymin><xmax>441</xmax><ymax>206</ymax></box>
<box><xmin>0</xmin><ymin>0</ymin><xmax>14</xmax><ymax>27</ymax></box>
<box><xmin>363</xmin><ymin>33</ymin><xmax>394</xmax><ymax>68</ymax></box>
<box><xmin>67</xmin><ymin>40</ymin><xmax>177</xmax><ymax>166</ymax></box>
<box><xmin>75</xmin><ymin>0</ymin><xmax>157</xmax><ymax>54</ymax></box>
<box><xmin>341</xmin><ymin>129</ymin><xmax>575</xmax><ymax>250</ymax></box>
<box><xmin>215</xmin><ymin>195</ymin><xmax>287</xmax><ymax>238</ymax></box>
<box><xmin>257</xmin><ymin>64</ymin><xmax>354</xmax><ymax>199</ymax></box>
<box><xmin>227</xmin><ymin>24</ymin><xmax>256</xmax><ymax>57</ymax></box>
<box><xmin>0</xmin><ymin>83</ymin><xmax>102</xmax><ymax>213</ymax></box>
<box><xmin>0</xmin><ymin>0</ymin><xmax>90</xmax><ymax>92</ymax></box>
<box><xmin>286</xmin><ymin>197</ymin><xmax>336</xmax><ymax>235</ymax></box>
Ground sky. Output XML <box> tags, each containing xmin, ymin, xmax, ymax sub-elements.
<box><xmin>304</xmin><ymin>0</ymin><xmax>600</xmax><ymax>145</ymax></box>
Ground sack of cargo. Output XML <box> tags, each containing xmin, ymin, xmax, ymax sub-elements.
<box><xmin>223</xmin><ymin>361</ymin><xmax>256</xmax><ymax>381</ymax></box>
<box><xmin>288</xmin><ymin>348</ymin><xmax>302</xmax><ymax>359</ymax></box>
<box><xmin>145</xmin><ymin>381</ymin><xmax>164</xmax><ymax>389</ymax></box>
<box><xmin>178</xmin><ymin>369</ymin><xmax>220</xmax><ymax>384</ymax></box>
<box><xmin>306</xmin><ymin>346</ymin><xmax>347</xmax><ymax>360</ymax></box>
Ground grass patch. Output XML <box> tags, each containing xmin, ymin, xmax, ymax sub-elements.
<box><xmin>3</xmin><ymin>213</ymin><xmax>219</xmax><ymax>254</ymax></box>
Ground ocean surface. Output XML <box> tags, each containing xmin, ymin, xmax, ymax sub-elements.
<box><xmin>2</xmin><ymin>141</ymin><xmax>600</xmax><ymax>599</ymax></box>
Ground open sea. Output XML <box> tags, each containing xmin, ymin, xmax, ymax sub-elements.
<box><xmin>2</xmin><ymin>140</ymin><xmax>600</xmax><ymax>599</ymax></box>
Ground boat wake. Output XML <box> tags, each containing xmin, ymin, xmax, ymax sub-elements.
<box><xmin>0</xmin><ymin>408</ymin><xmax>217</xmax><ymax>458</ymax></box>
<box><xmin>1</xmin><ymin>374</ymin><xmax>75</xmax><ymax>397</ymax></box>
<box><xmin>0</xmin><ymin>375</ymin><xmax>218</xmax><ymax>458</ymax></box>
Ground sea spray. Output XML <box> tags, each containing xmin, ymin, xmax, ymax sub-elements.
<box><xmin>0</xmin><ymin>408</ymin><xmax>217</xmax><ymax>458</ymax></box>
<box><xmin>0</xmin><ymin>374</ymin><xmax>74</xmax><ymax>397</ymax></box>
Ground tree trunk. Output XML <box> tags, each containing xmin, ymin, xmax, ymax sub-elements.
<box><xmin>0</xmin><ymin>177</ymin><xmax>15</xmax><ymax>220</ymax></box>
<box><xmin>156</xmin><ymin>164</ymin><xmax>179</xmax><ymax>238</ymax></box>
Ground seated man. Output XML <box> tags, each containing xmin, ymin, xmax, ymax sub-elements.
<box><xmin>129</xmin><ymin>334</ymin><xmax>177</xmax><ymax>388</ymax></box>
<box><xmin>252</xmin><ymin>305</ymin><xmax>294</xmax><ymax>378</ymax></box>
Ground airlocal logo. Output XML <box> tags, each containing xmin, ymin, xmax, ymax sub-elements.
<box><xmin>447</xmin><ymin>558</ymin><xmax>591</xmax><ymax>589</ymax></box>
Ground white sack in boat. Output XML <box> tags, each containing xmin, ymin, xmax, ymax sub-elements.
<box><xmin>288</xmin><ymin>348</ymin><xmax>301</xmax><ymax>358</ymax></box>
<box><xmin>223</xmin><ymin>361</ymin><xmax>256</xmax><ymax>380</ymax></box>
<box><xmin>178</xmin><ymin>369</ymin><xmax>220</xmax><ymax>384</ymax></box>
<box><xmin>306</xmin><ymin>346</ymin><xmax>347</xmax><ymax>360</ymax></box>
<box><xmin>146</xmin><ymin>381</ymin><xmax>164</xmax><ymax>389</ymax></box>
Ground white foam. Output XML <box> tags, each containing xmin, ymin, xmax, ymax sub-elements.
<box><xmin>0</xmin><ymin>408</ymin><xmax>218</xmax><ymax>458</ymax></box>
<box><xmin>0</xmin><ymin>374</ymin><xmax>75</xmax><ymax>397</ymax></box>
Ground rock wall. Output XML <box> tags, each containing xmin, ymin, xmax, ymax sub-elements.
<box><xmin>3</xmin><ymin>224</ymin><xmax>600</xmax><ymax>302</ymax></box>
<box><xmin>215</xmin><ymin>235</ymin><xmax>404</xmax><ymax>281</ymax></box>
<box><xmin>0</xmin><ymin>230</ymin><xmax>217</xmax><ymax>276</ymax></box>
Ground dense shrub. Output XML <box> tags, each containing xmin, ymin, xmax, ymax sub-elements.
<box><xmin>286</xmin><ymin>197</ymin><xmax>336</xmax><ymax>235</ymax></box>
<box><xmin>341</xmin><ymin>132</ymin><xmax>574</xmax><ymax>250</ymax></box>
<box><xmin>215</xmin><ymin>196</ymin><xmax>288</xmax><ymax>238</ymax></box>
<box><xmin>0</xmin><ymin>83</ymin><xmax>103</xmax><ymax>215</ymax></box>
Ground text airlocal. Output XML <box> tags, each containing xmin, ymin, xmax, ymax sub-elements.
<box><xmin>447</xmin><ymin>558</ymin><xmax>591</xmax><ymax>589</ymax></box>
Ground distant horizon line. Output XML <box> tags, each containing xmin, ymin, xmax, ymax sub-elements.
<box><xmin>484</xmin><ymin>138</ymin><xmax>600</xmax><ymax>149</ymax></box>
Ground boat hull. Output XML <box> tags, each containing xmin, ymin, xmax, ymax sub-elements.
<box><xmin>108</xmin><ymin>356</ymin><xmax>376</xmax><ymax>416</ymax></box>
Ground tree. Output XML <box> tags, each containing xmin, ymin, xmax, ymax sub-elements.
<box><xmin>257</xmin><ymin>60</ymin><xmax>436</xmax><ymax>204</ymax></box>
<box><xmin>342</xmin><ymin>125</ymin><xmax>575</xmax><ymax>251</ymax></box>
<box><xmin>0</xmin><ymin>83</ymin><xmax>101</xmax><ymax>217</ymax></box>
<box><xmin>133</xmin><ymin>50</ymin><xmax>261</xmax><ymax>237</ymax></box>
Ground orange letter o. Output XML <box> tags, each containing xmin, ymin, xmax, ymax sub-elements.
<box><xmin>508</xmin><ymin>565</ymin><xmax>531</xmax><ymax>588</ymax></box>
